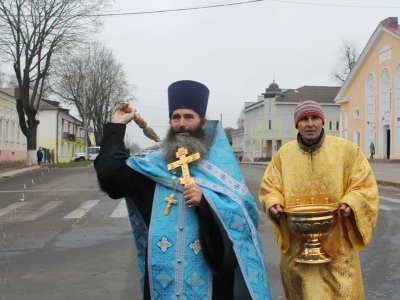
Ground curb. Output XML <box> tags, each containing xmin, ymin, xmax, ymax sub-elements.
<box><xmin>376</xmin><ymin>180</ymin><xmax>400</xmax><ymax>189</ymax></box>
<box><xmin>1</xmin><ymin>164</ymin><xmax>399</xmax><ymax>188</ymax></box>
<box><xmin>239</xmin><ymin>162</ymin><xmax>400</xmax><ymax>188</ymax></box>
<box><xmin>0</xmin><ymin>166</ymin><xmax>40</xmax><ymax>180</ymax></box>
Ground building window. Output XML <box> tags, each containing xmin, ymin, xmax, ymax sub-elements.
<box><xmin>268</xmin><ymin>120</ymin><xmax>272</xmax><ymax>131</ymax></box>
<box><xmin>268</xmin><ymin>100</ymin><xmax>272</xmax><ymax>113</ymax></box>
<box><xmin>354</xmin><ymin>130</ymin><xmax>361</xmax><ymax>146</ymax></box>
<box><xmin>329</xmin><ymin>121</ymin><xmax>333</xmax><ymax>131</ymax></box>
<box><xmin>11</xmin><ymin>122</ymin><xmax>15</xmax><ymax>142</ymax></box>
<box><xmin>5</xmin><ymin>120</ymin><xmax>9</xmax><ymax>141</ymax></box>
<box><xmin>336</xmin><ymin>121</ymin><xmax>340</xmax><ymax>131</ymax></box>
<box><xmin>16</xmin><ymin>123</ymin><xmax>20</xmax><ymax>143</ymax></box>
<box><xmin>354</xmin><ymin>108</ymin><xmax>360</xmax><ymax>119</ymax></box>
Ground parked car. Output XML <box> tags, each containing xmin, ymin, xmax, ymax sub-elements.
<box><xmin>88</xmin><ymin>146</ymin><xmax>100</xmax><ymax>161</ymax></box>
<box><xmin>70</xmin><ymin>153</ymin><xmax>86</xmax><ymax>162</ymax></box>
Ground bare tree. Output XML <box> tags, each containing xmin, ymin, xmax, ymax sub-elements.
<box><xmin>0</xmin><ymin>69</ymin><xmax>17</xmax><ymax>87</ymax></box>
<box><xmin>52</xmin><ymin>42</ymin><xmax>135</xmax><ymax>146</ymax></box>
<box><xmin>330</xmin><ymin>40</ymin><xmax>359</xmax><ymax>85</ymax></box>
<box><xmin>0</xmin><ymin>0</ymin><xmax>111</xmax><ymax>165</ymax></box>
<box><xmin>129</xmin><ymin>142</ymin><xmax>141</xmax><ymax>156</ymax></box>
<box><xmin>124</xmin><ymin>135</ymin><xmax>140</xmax><ymax>155</ymax></box>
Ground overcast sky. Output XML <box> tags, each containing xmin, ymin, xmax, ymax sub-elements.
<box><xmin>94</xmin><ymin>0</ymin><xmax>400</xmax><ymax>148</ymax></box>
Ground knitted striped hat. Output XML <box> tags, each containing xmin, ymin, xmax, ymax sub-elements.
<box><xmin>294</xmin><ymin>100</ymin><xmax>325</xmax><ymax>128</ymax></box>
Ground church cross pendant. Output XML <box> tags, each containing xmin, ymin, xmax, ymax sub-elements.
<box><xmin>164</xmin><ymin>193</ymin><xmax>178</xmax><ymax>216</ymax></box>
<box><xmin>167</xmin><ymin>147</ymin><xmax>201</xmax><ymax>185</ymax></box>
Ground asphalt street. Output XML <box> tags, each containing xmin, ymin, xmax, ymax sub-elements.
<box><xmin>0</xmin><ymin>165</ymin><xmax>398</xmax><ymax>299</ymax></box>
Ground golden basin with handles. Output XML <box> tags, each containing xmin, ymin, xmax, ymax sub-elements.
<box><xmin>284</xmin><ymin>203</ymin><xmax>339</xmax><ymax>264</ymax></box>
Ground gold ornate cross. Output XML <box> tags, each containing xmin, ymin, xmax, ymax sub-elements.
<box><xmin>167</xmin><ymin>147</ymin><xmax>201</xmax><ymax>185</ymax></box>
<box><xmin>163</xmin><ymin>147</ymin><xmax>200</xmax><ymax>215</ymax></box>
<box><xmin>164</xmin><ymin>193</ymin><xmax>178</xmax><ymax>216</ymax></box>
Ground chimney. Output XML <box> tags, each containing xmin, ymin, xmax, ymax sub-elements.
<box><xmin>382</xmin><ymin>17</ymin><xmax>398</xmax><ymax>28</ymax></box>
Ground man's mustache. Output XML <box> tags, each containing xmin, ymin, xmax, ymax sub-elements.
<box><xmin>174</xmin><ymin>128</ymin><xmax>191</xmax><ymax>134</ymax></box>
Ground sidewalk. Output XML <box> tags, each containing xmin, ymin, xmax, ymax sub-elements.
<box><xmin>368</xmin><ymin>161</ymin><xmax>400</xmax><ymax>187</ymax></box>
<box><xmin>242</xmin><ymin>160</ymin><xmax>400</xmax><ymax>188</ymax></box>
<box><xmin>0</xmin><ymin>166</ymin><xmax>40</xmax><ymax>180</ymax></box>
<box><xmin>1</xmin><ymin>162</ymin><xmax>399</xmax><ymax>188</ymax></box>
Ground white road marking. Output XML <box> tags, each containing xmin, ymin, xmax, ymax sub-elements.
<box><xmin>380</xmin><ymin>196</ymin><xmax>400</xmax><ymax>203</ymax></box>
<box><xmin>110</xmin><ymin>199</ymin><xmax>128</xmax><ymax>218</ymax></box>
<box><xmin>0</xmin><ymin>203</ymin><xmax>28</xmax><ymax>217</ymax></box>
<box><xmin>63</xmin><ymin>200</ymin><xmax>100</xmax><ymax>219</ymax></box>
<box><xmin>379</xmin><ymin>203</ymin><xmax>398</xmax><ymax>211</ymax></box>
<box><xmin>20</xmin><ymin>201</ymin><xmax>63</xmax><ymax>221</ymax></box>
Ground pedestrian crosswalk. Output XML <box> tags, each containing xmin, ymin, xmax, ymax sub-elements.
<box><xmin>0</xmin><ymin>195</ymin><xmax>398</xmax><ymax>224</ymax></box>
<box><xmin>63</xmin><ymin>200</ymin><xmax>100</xmax><ymax>219</ymax></box>
<box><xmin>21</xmin><ymin>201</ymin><xmax>62</xmax><ymax>221</ymax></box>
<box><xmin>0</xmin><ymin>198</ymin><xmax>129</xmax><ymax>223</ymax></box>
<box><xmin>109</xmin><ymin>199</ymin><xmax>129</xmax><ymax>218</ymax></box>
<box><xmin>0</xmin><ymin>202</ymin><xmax>26</xmax><ymax>217</ymax></box>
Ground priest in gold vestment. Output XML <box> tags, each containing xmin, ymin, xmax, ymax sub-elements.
<box><xmin>259</xmin><ymin>100</ymin><xmax>379</xmax><ymax>300</ymax></box>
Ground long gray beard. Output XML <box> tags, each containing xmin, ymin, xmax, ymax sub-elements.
<box><xmin>162</xmin><ymin>129</ymin><xmax>211</xmax><ymax>164</ymax></box>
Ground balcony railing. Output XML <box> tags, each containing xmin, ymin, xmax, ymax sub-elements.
<box><xmin>61</xmin><ymin>132</ymin><xmax>76</xmax><ymax>141</ymax></box>
<box><xmin>76</xmin><ymin>137</ymin><xmax>84</xmax><ymax>144</ymax></box>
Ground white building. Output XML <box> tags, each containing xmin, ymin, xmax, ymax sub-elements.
<box><xmin>37</xmin><ymin>100</ymin><xmax>85</xmax><ymax>163</ymax></box>
<box><xmin>0</xmin><ymin>88</ymin><xmax>27</xmax><ymax>165</ymax></box>
<box><xmin>230</xmin><ymin>128</ymin><xmax>244</xmax><ymax>161</ymax></box>
<box><xmin>243</xmin><ymin>83</ymin><xmax>341</xmax><ymax>162</ymax></box>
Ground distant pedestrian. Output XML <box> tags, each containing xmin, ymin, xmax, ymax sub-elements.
<box><xmin>37</xmin><ymin>148</ymin><xmax>43</xmax><ymax>166</ymax></box>
<box><xmin>370</xmin><ymin>141</ymin><xmax>375</xmax><ymax>159</ymax></box>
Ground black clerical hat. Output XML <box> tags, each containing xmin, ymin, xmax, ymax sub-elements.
<box><xmin>168</xmin><ymin>80</ymin><xmax>209</xmax><ymax>118</ymax></box>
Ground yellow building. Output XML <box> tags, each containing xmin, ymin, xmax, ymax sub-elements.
<box><xmin>335</xmin><ymin>17</ymin><xmax>400</xmax><ymax>159</ymax></box>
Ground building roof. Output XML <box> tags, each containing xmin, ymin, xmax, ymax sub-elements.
<box><xmin>335</xmin><ymin>17</ymin><xmax>400</xmax><ymax>100</ymax></box>
<box><xmin>39</xmin><ymin>99</ymin><xmax>60</xmax><ymax>110</ymax></box>
<box><xmin>276</xmin><ymin>86</ymin><xmax>341</xmax><ymax>104</ymax></box>
<box><xmin>262</xmin><ymin>80</ymin><xmax>282</xmax><ymax>97</ymax></box>
<box><xmin>381</xmin><ymin>17</ymin><xmax>400</xmax><ymax>36</ymax></box>
<box><xmin>0</xmin><ymin>88</ymin><xmax>14</xmax><ymax>97</ymax></box>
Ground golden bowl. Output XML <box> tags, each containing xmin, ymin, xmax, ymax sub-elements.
<box><xmin>284</xmin><ymin>204</ymin><xmax>339</xmax><ymax>264</ymax></box>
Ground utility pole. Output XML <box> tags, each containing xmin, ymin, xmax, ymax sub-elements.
<box><xmin>82</xmin><ymin>76</ymin><xmax>88</xmax><ymax>160</ymax></box>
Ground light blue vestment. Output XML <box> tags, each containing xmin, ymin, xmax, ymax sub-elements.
<box><xmin>125</xmin><ymin>120</ymin><xmax>271</xmax><ymax>299</ymax></box>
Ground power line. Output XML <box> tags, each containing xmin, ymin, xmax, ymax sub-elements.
<box><xmin>90</xmin><ymin>0</ymin><xmax>400</xmax><ymax>17</ymax></box>
<box><xmin>90</xmin><ymin>0</ymin><xmax>265</xmax><ymax>16</ymax></box>
<box><xmin>1</xmin><ymin>0</ymin><xmax>399</xmax><ymax>20</ymax></box>
<box><xmin>2</xmin><ymin>0</ymin><xmax>395</xmax><ymax>20</ymax></box>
